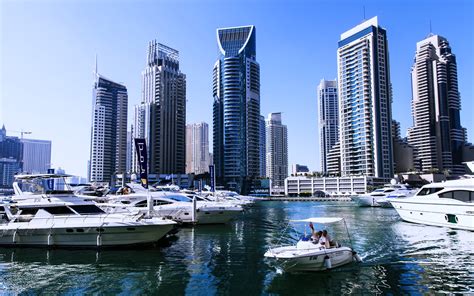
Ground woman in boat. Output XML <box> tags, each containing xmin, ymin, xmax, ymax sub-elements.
<box><xmin>308</xmin><ymin>222</ymin><xmax>322</xmax><ymax>243</ymax></box>
<box><xmin>319</xmin><ymin>231</ymin><xmax>330</xmax><ymax>248</ymax></box>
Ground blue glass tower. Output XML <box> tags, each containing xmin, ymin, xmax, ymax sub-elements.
<box><xmin>213</xmin><ymin>26</ymin><xmax>260</xmax><ymax>193</ymax></box>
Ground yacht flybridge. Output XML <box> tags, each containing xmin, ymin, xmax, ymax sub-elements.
<box><xmin>264</xmin><ymin>217</ymin><xmax>362</xmax><ymax>272</ymax></box>
<box><xmin>0</xmin><ymin>174</ymin><xmax>177</xmax><ymax>247</ymax></box>
<box><xmin>390</xmin><ymin>178</ymin><xmax>474</xmax><ymax>231</ymax></box>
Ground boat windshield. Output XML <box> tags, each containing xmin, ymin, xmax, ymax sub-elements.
<box><xmin>69</xmin><ymin>205</ymin><xmax>105</xmax><ymax>214</ymax></box>
<box><xmin>166</xmin><ymin>194</ymin><xmax>192</xmax><ymax>202</ymax></box>
<box><xmin>416</xmin><ymin>187</ymin><xmax>444</xmax><ymax>196</ymax></box>
<box><xmin>17</xmin><ymin>177</ymin><xmax>73</xmax><ymax>195</ymax></box>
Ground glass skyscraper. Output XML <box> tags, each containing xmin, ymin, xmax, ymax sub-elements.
<box><xmin>408</xmin><ymin>35</ymin><xmax>465</xmax><ymax>175</ymax></box>
<box><xmin>213</xmin><ymin>25</ymin><xmax>260</xmax><ymax>193</ymax></box>
<box><xmin>337</xmin><ymin>16</ymin><xmax>393</xmax><ymax>179</ymax></box>
<box><xmin>318</xmin><ymin>79</ymin><xmax>339</xmax><ymax>175</ymax></box>
<box><xmin>133</xmin><ymin>41</ymin><xmax>186</xmax><ymax>175</ymax></box>
<box><xmin>89</xmin><ymin>72</ymin><xmax>128</xmax><ymax>183</ymax></box>
<box><xmin>265</xmin><ymin>113</ymin><xmax>288</xmax><ymax>188</ymax></box>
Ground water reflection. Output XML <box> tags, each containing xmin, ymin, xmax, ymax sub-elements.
<box><xmin>0</xmin><ymin>202</ymin><xmax>472</xmax><ymax>294</ymax></box>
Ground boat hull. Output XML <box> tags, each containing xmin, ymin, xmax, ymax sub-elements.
<box><xmin>391</xmin><ymin>200</ymin><xmax>474</xmax><ymax>231</ymax></box>
<box><xmin>265</xmin><ymin>246</ymin><xmax>354</xmax><ymax>272</ymax></box>
<box><xmin>0</xmin><ymin>223</ymin><xmax>175</xmax><ymax>247</ymax></box>
<box><xmin>356</xmin><ymin>196</ymin><xmax>382</xmax><ymax>207</ymax></box>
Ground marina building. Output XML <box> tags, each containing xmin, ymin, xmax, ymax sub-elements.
<box><xmin>285</xmin><ymin>175</ymin><xmax>387</xmax><ymax>196</ymax></box>
<box><xmin>291</xmin><ymin>164</ymin><xmax>309</xmax><ymax>175</ymax></box>
<box><xmin>186</xmin><ymin>122</ymin><xmax>211</xmax><ymax>175</ymax></box>
<box><xmin>318</xmin><ymin>79</ymin><xmax>339</xmax><ymax>174</ymax></box>
<box><xmin>213</xmin><ymin>25</ymin><xmax>260</xmax><ymax>193</ymax></box>
<box><xmin>89</xmin><ymin>72</ymin><xmax>128</xmax><ymax>183</ymax></box>
<box><xmin>133</xmin><ymin>41</ymin><xmax>186</xmax><ymax>175</ymax></box>
<box><xmin>407</xmin><ymin>35</ymin><xmax>466</xmax><ymax>175</ymax></box>
<box><xmin>337</xmin><ymin>16</ymin><xmax>394</xmax><ymax>179</ymax></box>
<box><xmin>266</xmin><ymin>112</ymin><xmax>288</xmax><ymax>189</ymax></box>
<box><xmin>21</xmin><ymin>138</ymin><xmax>52</xmax><ymax>174</ymax></box>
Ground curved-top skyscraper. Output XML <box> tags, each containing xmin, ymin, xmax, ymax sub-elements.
<box><xmin>213</xmin><ymin>25</ymin><xmax>260</xmax><ymax>193</ymax></box>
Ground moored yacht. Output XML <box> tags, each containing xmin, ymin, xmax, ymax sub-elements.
<box><xmin>1</xmin><ymin>174</ymin><xmax>177</xmax><ymax>247</ymax></box>
<box><xmin>353</xmin><ymin>183</ymin><xmax>416</xmax><ymax>207</ymax></box>
<box><xmin>390</xmin><ymin>178</ymin><xmax>474</xmax><ymax>231</ymax></box>
<box><xmin>102</xmin><ymin>184</ymin><xmax>243</xmax><ymax>224</ymax></box>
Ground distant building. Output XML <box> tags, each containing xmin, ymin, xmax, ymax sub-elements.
<box><xmin>126</xmin><ymin>130</ymin><xmax>133</xmax><ymax>174</ymax></box>
<box><xmin>259</xmin><ymin>115</ymin><xmax>266</xmax><ymax>177</ymax></box>
<box><xmin>21</xmin><ymin>138</ymin><xmax>51</xmax><ymax>174</ymax></box>
<box><xmin>408</xmin><ymin>35</ymin><xmax>467</xmax><ymax>175</ymax></box>
<box><xmin>89</xmin><ymin>71</ymin><xmax>128</xmax><ymax>183</ymax></box>
<box><xmin>213</xmin><ymin>25</ymin><xmax>260</xmax><ymax>193</ymax></box>
<box><xmin>337</xmin><ymin>16</ymin><xmax>393</xmax><ymax>179</ymax></box>
<box><xmin>133</xmin><ymin>41</ymin><xmax>186</xmax><ymax>175</ymax></box>
<box><xmin>292</xmin><ymin>164</ymin><xmax>309</xmax><ymax>175</ymax></box>
<box><xmin>392</xmin><ymin>120</ymin><xmax>414</xmax><ymax>173</ymax></box>
<box><xmin>0</xmin><ymin>125</ymin><xmax>22</xmax><ymax>162</ymax></box>
<box><xmin>186</xmin><ymin>122</ymin><xmax>210</xmax><ymax>175</ymax></box>
<box><xmin>0</xmin><ymin>158</ymin><xmax>21</xmax><ymax>189</ymax></box>
<box><xmin>266</xmin><ymin>113</ymin><xmax>288</xmax><ymax>188</ymax></box>
<box><xmin>285</xmin><ymin>175</ymin><xmax>387</xmax><ymax>196</ymax></box>
<box><xmin>318</xmin><ymin>79</ymin><xmax>338</xmax><ymax>174</ymax></box>
<box><xmin>326</xmin><ymin>142</ymin><xmax>341</xmax><ymax>176</ymax></box>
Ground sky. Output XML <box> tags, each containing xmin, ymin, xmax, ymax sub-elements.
<box><xmin>1</xmin><ymin>0</ymin><xmax>473</xmax><ymax>177</ymax></box>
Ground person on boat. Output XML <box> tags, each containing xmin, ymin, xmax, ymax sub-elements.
<box><xmin>308</xmin><ymin>222</ymin><xmax>322</xmax><ymax>243</ymax></box>
<box><xmin>319</xmin><ymin>231</ymin><xmax>330</xmax><ymax>248</ymax></box>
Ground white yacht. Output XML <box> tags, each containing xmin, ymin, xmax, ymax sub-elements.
<box><xmin>390</xmin><ymin>178</ymin><xmax>474</xmax><ymax>231</ymax></box>
<box><xmin>1</xmin><ymin>174</ymin><xmax>177</xmax><ymax>247</ymax></box>
<box><xmin>264</xmin><ymin>218</ymin><xmax>362</xmax><ymax>272</ymax></box>
<box><xmin>102</xmin><ymin>184</ymin><xmax>243</xmax><ymax>224</ymax></box>
<box><xmin>353</xmin><ymin>183</ymin><xmax>416</xmax><ymax>207</ymax></box>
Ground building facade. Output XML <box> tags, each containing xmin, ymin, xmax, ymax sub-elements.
<box><xmin>21</xmin><ymin>138</ymin><xmax>52</xmax><ymax>174</ymax></box>
<box><xmin>407</xmin><ymin>35</ymin><xmax>466</xmax><ymax>175</ymax></box>
<box><xmin>259</xmin><ymin>115</ymin><xmax>266</xmax><ymax>177</ymax></box>
<box><xmin>337</xmin><ymin>16</ymin><xmax>393</xmax><ymax>179</ymax></box>
<box><xmin>213</xmin><ymin>25</ymin><xmax>260</xmax><ymax>193</ymax></box>
<box><xmin>186</xmin><ymin>122</ymin><xmax>211</xmax><ymax>175</ymax></box>
<box><xmin>318</xmin><ymin>79</ymin><xmax>339</xmax><ymax>174</ymax></box>
<box><xmin>266</xmin><ymin>113</ymin><xmax>288</xmax><ymax>188</ymax></box>
<box><xmin>133</xmin><ymin>41</ymin><xmax>186</xmax><ymax>175</ymax></box>
<box><xmin>89</xmin><ymin>72</ymin><xmax>128</xmax><ymax>183</ymax></box>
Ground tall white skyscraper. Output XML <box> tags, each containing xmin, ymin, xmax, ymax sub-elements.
<box><xmin>89</xmin><ymin>71</ymin><xmax>128</xmax><ymax>183</ymax></box>
<box><xmin>337</xmin><ymin>16</ymin><xmax>393</xmax><ymax>179</ymax></box>
<box><xmin>21</xmin><ymin>138</ymin><xmax>52</xmax><ymax>174</ymax></box>
<box><xmin>266</xmin><ymin>113</ymin><xmax>288</xmax><ymax>188</ymax></box>
<box><xmin>186</xmin><ymin>122</ymin><xmax>210</xmax><ymax>175</ymax></box>
<box><xmin>408</xmin><ymin>35</ymin><xmax>466</xmax><ymax>175</ymax></box>
<box><xmin>318</xmin><ymin>79</ymin><xmax>338</xmax><ymax>174</ymax></box>
<box><xmin>259</xmin><ymin>115</ymin><xmax>266</xmax><ymax>177</ymax></box>
<box><xmin>133</xmin><ymin>41</ymin><xmax>186</xmax><ymax>175</ymax></box>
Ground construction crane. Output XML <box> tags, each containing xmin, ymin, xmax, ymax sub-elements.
<box><xmin>7</xmin><ymin>130</ymin><xmax>32</xmax><ymax>139</ymax></box>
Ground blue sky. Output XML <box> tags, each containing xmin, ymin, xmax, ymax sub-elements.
<box><xmin>1</xmin><ymin>0</ymin><xmax>473</xmax><ymax>177</ymax></box>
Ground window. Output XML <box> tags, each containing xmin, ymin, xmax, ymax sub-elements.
<box><xmin>19</xmin><ymin>208</ymin><xmax>39</xmax><ymax>215</ymax></box>
<box><xmin>43</xmin><ymin>206</ymin><xmax>75</xmax><ymax>215</ymax></box>
<box><xmin>439</xmin><ymin>190</ymin><xmax>472</xmax><ymax>203</ymax></box>
<box><xmin>417</xmin><ymin>187</ymin><xmax>444</xmax><ymax>196</ymax></box>
<box><xmin>70</xmin><ymin>205</ymin><xmax>105</xmax><ymax>214</ymax></box>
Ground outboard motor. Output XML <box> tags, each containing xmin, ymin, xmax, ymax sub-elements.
<box><xmin>324</xmin><ymin>255</ymin><xmax>332</xmax><ymax>269</ymax></box>
<box><xmin>352</xmin><ymin>251</ymin><xmax>362</xmax><ymax>262</ymax></box>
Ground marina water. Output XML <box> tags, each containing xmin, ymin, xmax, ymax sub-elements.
<box><xmin>0</xmin><ymin>201</ymin><xmax>472</xmax><ymax>294</ymax></box>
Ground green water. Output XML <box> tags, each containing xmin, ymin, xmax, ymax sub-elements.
<box><xmin>0</xmin><ymin>202</ymin><xmax>472</xmax><ymax>295</ymax></box>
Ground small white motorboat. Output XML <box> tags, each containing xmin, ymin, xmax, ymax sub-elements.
<box><xmin>354</xmin><ymin>183</ymin><xmax>416</xmax><ymax>207</ymax></box>
<box><xmin>264</xmin><ymin>217</ymin><xmax>362</xmax><ymax>272</ymax></box>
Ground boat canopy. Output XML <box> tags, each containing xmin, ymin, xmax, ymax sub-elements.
<box><xmin>14</xmin><ymin>173</ymin><xmax>73</xmax><ymax>180</ymax></box>
<box><xmin>290</xmin><ymin>217</ymin><xmax>343</xmax><ymax>224</ymax></box>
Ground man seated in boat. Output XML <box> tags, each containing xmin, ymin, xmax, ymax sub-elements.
<box><xmin>308</xmin><ymin>222</ymin><xmax>322</xmax><ymax>243</ymax></box>
<box><xmin>322</xmin><ymin>230</ymin><xmax>338</xmax><ymax>248</ymax></box>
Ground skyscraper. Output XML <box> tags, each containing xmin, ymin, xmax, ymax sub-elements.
<box><xmin>318</xmin><ymin>79</ymin><xmax>339</xmax><ymax>174</ymax></box>
<box><xmin>21</xmin><ymin>138</ymin><xmax>51</xmax><ymax>174</ymax></box>
<box><xmin>213</xmin><ymin>26</ymin><xmax>260</xmax><ymax>193</ymax></box>
<box><xmin>89</xmin><ymin>72</ymin><xmax>128</xmax><ymax>183</ymax></box>
<box><xmin>186</xmin><ymin>122</ymin><xmax>210</xmax><ymax>175</ymax></box>
<box><xmin>133</xmin><ymin>41</ymin><xmax>186</xmax><ymax>175</ymax></box>
<box><xmin>266</xmin><ymin>113</ymin><xmax>288</xmax><ymax>188</ymax></box>
<box><xmin>408</xmin><ymin>35</ymin><xmax>466</xmax><ymax>175</ymax></box>
<box><xmin>337</xmin><ymin>16</ymin><xmax>393</xmax><ymax>179</ymax></box>
<box><xmin>259</xmin><ymin>115</ymin><xmax>266</xmax><ymax>177</ymax></box>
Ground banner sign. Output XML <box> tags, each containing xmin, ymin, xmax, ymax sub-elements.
<box><xmin>134</xmin><ymin>138</ymin><xmax>148</xmax><ymax>189</ymax></box>
<box><xmin>209</xmin><ymin>165</ymin><xmax>215</xmax><ymax>192</ymax></box>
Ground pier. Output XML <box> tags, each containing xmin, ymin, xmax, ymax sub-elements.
<box><xmin>262</xmin><ymin>196</ymin><xmax>352</xmax><ymax>202</ymax></box>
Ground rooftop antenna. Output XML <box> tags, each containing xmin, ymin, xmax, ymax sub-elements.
<box><xmin>428</xmin><ymin>19</ymin><xmax>434</xmax><ymax>37</ymax></box>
